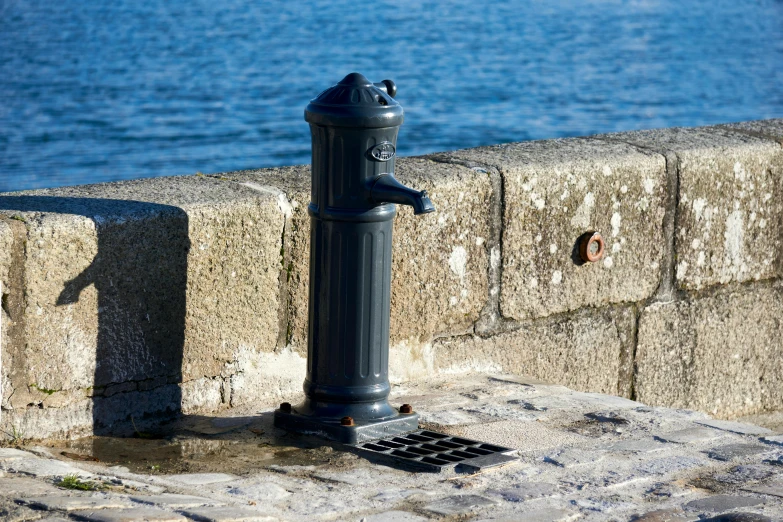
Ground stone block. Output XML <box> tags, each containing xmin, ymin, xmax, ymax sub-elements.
<box><xmin>180</xmin><ymin>377</ymin><xmax>224</xmax><ymax>414</ymax></box>
<box><xmin>722</xmin><ymin>118</ymin><xmax>783</xmax><ymax>143</ymax></box>
<box><xmin>440</xmin><ymin>137</ymin><xmax>667</xmax><ymax>320</ymax></box>
<box><xmin>433</xmin><ymin>306</ymin><xmax>636</xmax><ymax>396</ymax></box>
<box><xmin>602</xmin><ymin>126</ymin><xmax>783</xmax><ymax>290</ymax></box>
<box><xmin>1</xmin><ymin>217</ymin><xmax>25</xmax><ymax>412</ymax></box>
<box><xmin>215</xmin><ymin>157</ymin><xmax>493</xmax><ymax>350</ymax></box>
<box><xmin>0</xmin><ymin>175</ymin><xmax>286</xmax><ymax>435</ymax></box>
<box><xmin>0</xmin><ymin>218</ymin><xmax>13</xmax><ymax>287</ymax></box>
<box><xmin>391</xmin><ymin>158</ymin><xmax>492</xmax><ymax>343</ymax></box>
<box><xmin>636</xmin><ymin>284</ymin><xmax>783</xmax><ymax>418</ymax></box>
<box><xmin>2</xmin><ymin>397</ymin><xmax>93</xmax><ymax>440</ymax></box>
<box><xmin>212</xmin><ymin>166</ymin><xmax>309</xmax><ymax>353</ymax></box>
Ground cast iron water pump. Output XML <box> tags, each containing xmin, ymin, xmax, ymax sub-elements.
<box><xmin>274</xmin><ymin>72</ymin><xmax>435</xmax><ymax>443</ymax></box>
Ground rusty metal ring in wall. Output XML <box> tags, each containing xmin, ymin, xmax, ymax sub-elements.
<box><xmin>579</xmin><ymin>232</ymin><xmax>605</xmax><ymax>263</ymax></box>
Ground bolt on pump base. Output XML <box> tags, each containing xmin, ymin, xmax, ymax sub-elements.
<box><xmin>273</xmin><ymin>73</ymin><xmax>435</xmax><ymax>444</ymax></box>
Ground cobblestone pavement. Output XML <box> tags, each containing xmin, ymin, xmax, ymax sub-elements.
<box><xmin>2</xmin><ymin>374</ymin><xmax>782</xmax><ymax>521</ymax></box>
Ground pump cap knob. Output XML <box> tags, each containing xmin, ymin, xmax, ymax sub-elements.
<box><xmin>375</xmin><ymin>79</ymin><xmax>397</xmax><ymax>98</ymax></box>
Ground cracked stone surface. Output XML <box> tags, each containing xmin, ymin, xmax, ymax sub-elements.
<box><xmin>1</xmin><ymin>374</ymin><xmax>782</xmax><ymax>521</ymax></box>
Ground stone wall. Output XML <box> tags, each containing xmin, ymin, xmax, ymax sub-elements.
<box><xmin>1</xmin><ymin>119</ymin><xmax>781</xmax><ymax>439</ymax></box>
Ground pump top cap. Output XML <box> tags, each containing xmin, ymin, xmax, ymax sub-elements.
<box><xmin>305</xmin><ymin>72</ymin><xmax>404</xmax><ymax>128</ymax></box>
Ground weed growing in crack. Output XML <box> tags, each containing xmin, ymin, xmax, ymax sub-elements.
<box><xmin>2</xmin><ymin>425</ymin><xmax>26</xmax><ymax>446</ymax></box>
<box><xmin>56</xmin><ymin>474</ymin><xmax>100</xmax><ymax>491</ymax></box>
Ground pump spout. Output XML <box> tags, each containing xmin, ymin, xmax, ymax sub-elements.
<box><xmin>369</xmin><ymin>175</ymin><xmax>436</xmax><ymax>215</ymax></box>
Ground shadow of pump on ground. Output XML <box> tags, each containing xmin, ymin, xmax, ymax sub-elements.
<box><xmin>0</xmin><ymin>196</ymin><xmax>189</xmax><ymax>442</ymax></box>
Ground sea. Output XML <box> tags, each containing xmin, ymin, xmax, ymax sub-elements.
<box><xmin>2</xmin><ymin>0</ymin><xmax>782</xmax><ymax>191</ymax></box>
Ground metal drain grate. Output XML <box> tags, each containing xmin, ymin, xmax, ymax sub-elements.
<box><xmin>352</xmin><ymin>429</ymin><xmax>519</xmax><ymax>472</ymax></box>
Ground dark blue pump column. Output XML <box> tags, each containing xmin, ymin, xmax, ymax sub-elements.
<box><xmin>274</xmin><ymin>73</ymin><xmax>435</xmax><ymax>444</ymax></box>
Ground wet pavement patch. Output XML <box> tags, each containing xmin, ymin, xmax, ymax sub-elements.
<box><xmin>44</xmin><ymin>413</ymin><xmax>358</xmax><ymax>476</ymax></box>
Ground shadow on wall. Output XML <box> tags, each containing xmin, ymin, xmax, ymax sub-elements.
<box><xmin>0</xmin><ymin>196</ymin><xmax>189</xmax><ymax>437</ymax></box>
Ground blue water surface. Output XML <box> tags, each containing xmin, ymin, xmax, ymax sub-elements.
<box><xmin>2</xmin><ymin>0</ymin><xmax>782</xmax><ymax>191</ymax></box>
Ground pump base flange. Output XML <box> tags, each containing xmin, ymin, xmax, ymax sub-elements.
<box><xmin>273</xmin><ymin>409</ymin><xmax>420</xmax><ymax>445</ymax></box>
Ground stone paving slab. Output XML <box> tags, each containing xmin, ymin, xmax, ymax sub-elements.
<box><xmin>71</xmin><ymin>507</ymin><xmax>188</xmax><ymax>521</ymax></box>
<box><xmin>129</xmin><ymin>494</ymin><xmax>223</xmax><ymax>509</ymax></box>
<box><xmin>696</xmin><ymin>419</ymin><xmax>776</xmax><ymax>436</ymax></box>
<box><xmin>165</xmin><ymin>474</ymin><xmax>237</xmax><ymax>486</ymax></box>
<box><xmin>0</xmin><ymin>475</ymin><xmax>63</xmax><ymax>496</ymax></box>
<box><xmin>760</xmin><ymin>435</ymin><xmax>783</xmax><ymax>447</ymax></box>
<box><xmin>655</xmin><ymin>427</ymin><xmax>726</xmax><ymax>444</ymax></box>
<box><xmin>706</xmin><ymin>444</ymin><xmax>771</xmax><ymax>462</ymax></box>
<box><xmin>630</xmin><ymin>508</ymin><xmax>695</xmax><ymax>521</ymax></box>
<box><xmin>177</xmin><ymin>506</ymin><xmax>278</xmax><ymax>522</ymax></box>
<box><xmin>683</xmin><ymin>495</ymin><xmax>766</xmax><ymax>513</ymax></box>
<box><xmin>1</xmin><ymin>456</ymin><xmax>93</xmax><ymax>478</ymax></box>
<box><xmin>499</xmin><ymin>508</ymin><xmax>581</xmax><ymax>522</ymax></box>
<box><xmin>0</xmin><ymin>374</ymin><xmax>782</xmax><ymax>522</ymax></box>
<box><xmin>0</xmin><ymin>448</ymin><xmax>34</xmax><ymax>459</ymax></box>
<box><xmin>742</xmin><ymin>485</ymin><xmax>783</xmax><ymax>499</ymax></box>
<box><xmin>486</xmin><ymin>481</ymin><xmax>558</xmax><ymax>501</ymax></box>
<box><xmin>18</xmin><ymin>495</ymin><xmax>135</xmax><ymax>511</ymax></box>
<box><xmin>423</xmin><ymin>494</ymin><xmax>498</xmax><ymax>516</ymax></box>
<box><xmin>358</xmin><ymin>512</ymin><xmax>428</xmax><ymax>522</ymax></box>
<box><xmin>603</xmin><ymin>438</ymin><xmax>667</xmax><ymax>453</ymax></box>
